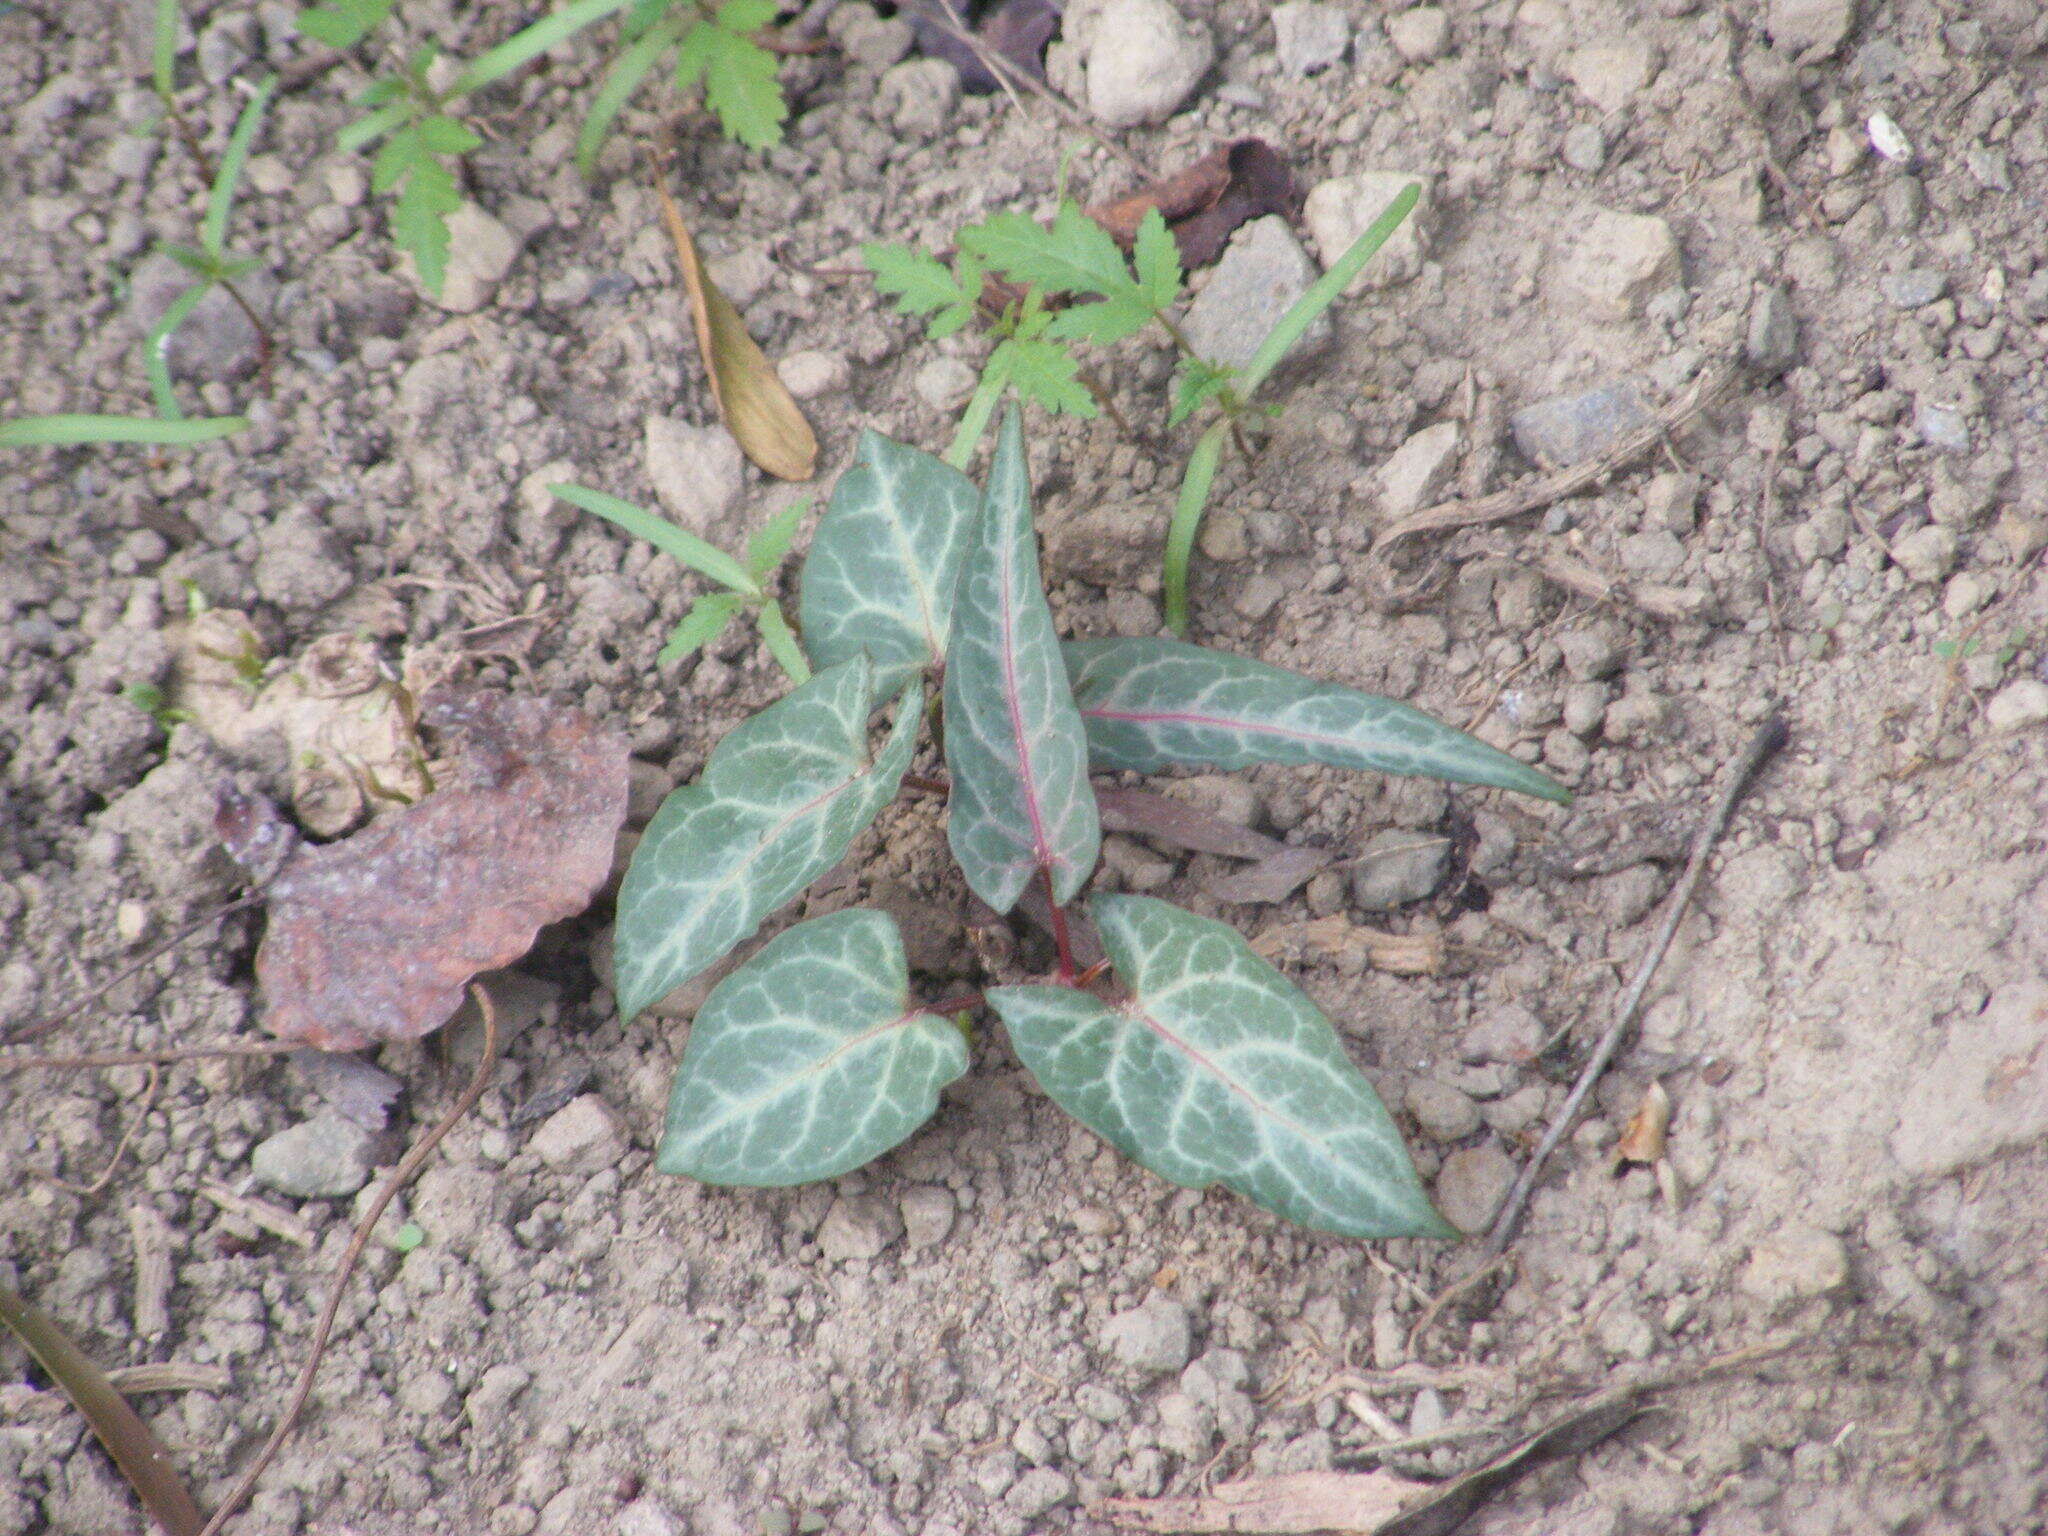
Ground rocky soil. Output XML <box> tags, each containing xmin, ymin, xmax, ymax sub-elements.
<box><xmin>4</xmin><ymin>1</ymin><xmax>2048</xmax><ymax>1533</ymax></box>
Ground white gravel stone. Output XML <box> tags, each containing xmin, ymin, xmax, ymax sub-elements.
<box><xmin>428</xmin><ymin>203</ymin><xmax>523</xmax><ymax>313</ymax></box>
<box><xmin>643</xmin><ymin>414</ymin><xmax>744</xmax><ymax>532</ymax></box>
<box><xmin>1376</xmin><ymin>420</ymin><xmax>1460</xmax><ymax>519</ymax></box>
<box><xmin>1739</xmin><ymin>1224</ymin><xmax>1850</xmax><ymax>1304</ymax></box>
<box><xmin>1984</xmin><ymin>680</ymin><xmax>2048</xmax><ymax>733</ymax></box>
<box><xmin>900</xmin><ymin>1184</ymin><xmax>956</xmax><ymax>1249</ymax></box>
<box><xmin>1768</xmin><ymin>0</ymin><xmax>1857</xmax><ymax>60</ymax></box>
<box><xmin>914</xmin><ymin>356</ymin><xmax>978</xmax><ymax>412</ymax></box>
<box><xmin>1556</xmin><ymin>209</ymin><xmax>1681</xmax><ymax>322</ymax></box>
<box><xmin>1350</xmin><ymin>828</ymin><xmax>1449</xmax><ymax>910</ymax></box>
<box><xmin>1434</xmin><ymin>1143</ymin><xmax>1514</xmax><ymax>1233</ymax></box>
<box><xmin>1563</xmin><ymin>41</ymin><xmax>1659</xmax><ymax>114</ymax></box>
<box><xmin>1087</xmin><ymin>0</ymin><xmax>1213</xmax><ymax>127</ymax></box>
<box><xmin>1385</xmin><ymin>6</ymin><xmax>1449</xmax><ymax>63</ymax></box>
<box><xmin>1182</xmin><ymin>216</ymin><xmax>1326</xmax><ymax>370</ymax></box>
<box><xmin>1406</xmin><ymin>1079</ymin><xmax>1481</xmax><ymax>1142</ymax></box>
<box><xmin>1890</xmin><ymin>523</ymin><xmax>1958</xmax><ymax>584</ymax></box>
<box><xmin>778</xmin><ymin>349</ymin><xmax>850</xmax><ymax>399</ymax></box>
<box><xmin>251</xmin><ymin>1113</ymin><xmax>377</xmax><ymax>1198</ymax></box>
<box><xmin>1303</xmin><ymin>171</ymin><xmax>1432</xmax><ymax>293</ymax></box>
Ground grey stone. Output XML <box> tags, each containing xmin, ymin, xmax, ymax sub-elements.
<box><xmin>1744</xmin><ymin>286</ymin><xmax>1800</xmax><ymax>376</ymax></box>
<box><xmin>1914</xmin><ymin>399</ymin><xmax>1971</xmax><ymax>452</ymax></box>
<box><xmin>1564</xmin><ymin>41</ymin><xmax>1659</xmax><ymax>114</ymax></box>
<box><xmin>1183</xmin><ymin>216</ymin><xmax>1326</xmax><ymax>370</ymax></box>
<box><xmin>1985</xmin><ymin>681</ymin><xmax>2048</xmax><ymax>733</ymax></box>
<box><xmin>914</xmin><ymin>356</ymin><xmax>978</xmax><ymax>412</ymax></box>
<box><xmin>428</xmin><ymin>203</ymin><xmax>523</xmax><ymax>313</ymax></box>
<box><xmin>1006</xmin><ymin>1468</ymin><xmax>1073</xmax><ymax>1517</ymax></box>
<box><xmin>819</xmin><ymin>1194</ymin><xmax>903</xmax><ymax>1261</ymax></box>
<box><xmin>900</xmin><ymin>1185</ymin><xmax>956</xmax><ymax>1249</ymax></box>
<box><xmin>1557</xmin><ymin>210</ymin><xmax>1681</xmax><ymax>321</ymax></box>
<box><xmin>1642</xmin><ymin>471</ymin><xmax>1701</xmax><ymax>534</ymax></box>
<box><xmin>1892</xmin><ymin>982</ymin><xmax>2048</xmax><ymax>1174</ymax></box>
<box><xmin>1087</xmin><ymin>0</ymin><xmax>1214</xmax><ymax>127</ymax></box>
<box><xmin>1302</xmin><ymin>171</ymin><xmax>1432</xmax><ymax>293</ymax></box>
<box><xmin>1231</xmin><ymin>573</ymin><xmax>1286</xmax><ymax>621</ymax></box>
<box><xmin>834</xmin><ymin>7</ymin><xmax>914</xmax><ymax>68</ymax></box>
<box><xmin>1768</xmin><ymin>0</ymin><xmax>1857</xmax><ymax>60</ymax></box>
<box><xmin>1891</xmin><ymin>524</ymin><xmax>1958</xmax><ymax>583</ymax></box>
<box><xmin>879</xmin><ymin>57</ymin><xmax>960</xmax><ymax>138</ymax></box>
<box><xmin>1560</xmin><ymin>122</ymin><xmax>1607</xmax><ymax>173</ymax></box>
<box><xmin>530</xmin><ymin>1094</ymin><xmax>629</xmax><ymax>1175</ymax></box>
<box><xmin>1405</xmin><ymin>1080</ymin><xmax>1481</xmax><ymax>1141</ymax></box>
<box><xmin>252</xmin><ymin>1113</ymin><xmax>377</xmax><ymax>1198</ymax></box>
<box><xmin>1076</xmin><ymin>1384</ymin><xmax>1129</xmax><ymax>1422</ymax></box>
<box><xmin>1349</xmin><ymin>829</ymin><xmax>1450</xmax><ymax>910</ymax></box>
<box><xmin>1434</xmin><ymin>1143</ymin><xmax>1515</xmax><ymax>1233</ymax></box>
<box><xmin>1511</xmin><ymin>379</ymin><xmax>1656</xmax><ymax>466</ymax></box>
<box><xmin>254</xmin><ymin>506</ymin><xmax>352</xmax><ymax>612</ymax></box>
<box><xmin>1619</xmin><ymin>529</ymin><xmax>1686</xmax><ymax>579</ymax></box>
<box><xmin>1558</xmin><ymin>627</ymin><xmax>1624</xmax><ymax>680</ymax></box>
<box><xmin>1271</xmin><ymin>2</ymin><xmax>1349</xmax><ymax>75</ymax></box>
<box><xmin>1101</xmin><ymin>1294</ymin><xmax>1193</xmax><ymax>1375</ymax></box>
<box><xmin>1739</xmin><ymin>1224</ymin><xmax>1850</xmax><ymax>1304</ymax></box>
<box><xmin>1603</xmin><ymin>690</ymin><xmax>1671</xmax><ymax>744</ymax></box>
<box><xmin>1156</xmin><ymin>1391</ymin><xmax>1216</xmax><ymax>1458</ymax></box>
<box><xmin>1385</xmin><ymin>6</ymin><xmax>1449</xmax><ymax>63</ymax></box>
<box><xmin>704</xmin><ymin>244</ymin><xmax>775</xmax><ymax>307</ymax></box>
<box><xmin>1408</xmin><ymin>1386</ymin><xmax>1446</xmax><ymax>1435</ymax></box>
<box><xmin>1375</xmin><ymin>420</ymin><xmax>1460</xmax><ymax>519</ymax></box>
<box><xmin>642</xmin><ymin>415</ymin><xmax>744</xmax><ymax>533</ymax></box>
<box><xmin>1881</xmin><ymin>268</ymin><xmax>1946</xmax><ymax>308</ymax></box>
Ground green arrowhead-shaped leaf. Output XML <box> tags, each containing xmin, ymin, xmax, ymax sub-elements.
<box><xmin>1064</xmin><ymin>637</ymin><xmax>1571</xmax><ymax>805</ymax></box>
<box><xmin>799</xmin><ymin>429</ymin><xmax>980</xmax><ymax>693</ymax></box>
<box><xmin>942</xmin><ymin>407</ymin><xmax>1100</xmax><ymax>911</ymax></box>
<box><xmin>614</xmin><ymin>659</ymin><xmax>921</xmax><ymax>1018</ymax></box>
<box><xmin>990</xmin><ymin>895</ymin><xmax>1455</xmax><ymax>1240</ymax></box>
<box><xmin>657</xmin><ymin>909</ymin><xmax>969</xmax><ymax>1184</ymax></box>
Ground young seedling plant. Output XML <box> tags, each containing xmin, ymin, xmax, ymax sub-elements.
<box><xmin>612</xmin><ymin>407</ymin><xmax>1570</xmax><ymax>1241</ymax></box>
<box><xmin>300</xmin><ymin>0</ymin><xmax>787</xmax><ymax>293</ymax></box>
<box><xmin>863</xmin><ymin>184</ymin><xmax>1422</xmax><ymax>635</ymax></box>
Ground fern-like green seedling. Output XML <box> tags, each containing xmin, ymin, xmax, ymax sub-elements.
<box><xmin>611</xmin><ymin>413</ymin><xmax>1569</xmax><ymax>1240</ymax></box>
<box><xmin>580</xmin><ymin>0</ymin><xmax>789</xmax><ymax>172</ymax></box>
<box><xmin>552</xmin><ymin>483</ymin><xmax>810</xmax><ymax>678</ymax></box>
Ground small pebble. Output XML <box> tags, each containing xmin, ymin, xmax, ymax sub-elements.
<box><xmin>643</xmin><ymin>415</ymin><xmax>745</xmax><ymax>532</ymax></box>
<box><xmin>1271</xmin><ymin>2</ymin><xmax>1349</xmax><ymax>75</ymax></box>
<box><xmin>778</xmin><ymin>349</ymin><xmax>850</xmax><ymax>399</ymax></box>
<box><xmin>1434</xmin><ymin>1143</ymin><xmax>1515</xmax><ymax>1233</ymax></box>
<box><xmin>529</xmin><ymin>1094</ymin><xmax>629</xmax><ymax>1176</ymax></box>
<box><xmin>252</xmin><ymin>1113</ymin><xmax>378</xmax><ymax>1199</ymax></box>
<box><xmin>1985</xmin><ymin>680</ymin><xmax>2048</xmax><ymax>733</ymax></box>
<box><xmin>1739</xmin><ymin>1223</ymin><xmax>1850</xmax><ymax>1304</ymax></box>
<box><xmin>1101</xmin><ymin>1294</ymin><xmax>1193</xmax><ymax>1375</ymax></box>
<box><xmin>1385</xmin><ymin>6</ymin><xmax>1449</xmax><ymax>64</ymax></box>
<box><xmin>818</xmin><ymin>1194</ymin><xmax>903</xmax><ymax>1262</ymax></box>
<box><xmin>1511</xmin><ymin>379</ymin><xmax>1655</xmax><ymax>467</ymax></box>
<box><xmin>1087</xmin><ymin>0</ymin><xmax>1214</xmax><ymax>127</ymax></box>
<box><xmin>1405</xmin><ymin>1080</ymin><xmax>1481</xmax><ymax>1141</ymax></box>
<box><xmin>914</xmin><ymin>357</ymin><xmax>978</xmax><ymax>412</ymax></box>
<box><xmin>1881</xmin><ymin>269</ymin><xmax>1947</xmax><ymax>309</ymax></box>
<box><xmin>900</xmin><ymin>1185</ymin><xmax>956</xmax><ymax>1249</ymax></box>
<box><xmin>1349</xmin><ymin>829</ymin><xmax>1449</xmax><ymax>910</ymax></box>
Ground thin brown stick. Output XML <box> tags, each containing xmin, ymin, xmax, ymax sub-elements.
<box><xmin>194</xmin><ymin>988</ymin><xmax>502</xmax><ymax>1536</ymax></box>
<box><xmin>1372</xmin><ymin>362</ymin><xmax>1741</xmax><ymax>599</ymax></box>
<box><xmin>1479</xmin><ymin>711</ymin><xmax>1789</xmax><ymax>1259</ymax></box>
<box><xmin>37</xmin><ymin>1067</ymin><xmax>161</xmax><ymax>1197</ymax></box>
<box><xmin>1</xmin><ymin>1040</ymin><xmax>296</xmax><ymax>1072</ymax></box>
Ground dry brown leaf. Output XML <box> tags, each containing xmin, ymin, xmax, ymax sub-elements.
<box><xmin>1096</xmin><ymin>1470</ymin><xmax>1427</xmax><ymax>1534</ymax></box>
<box><xmin>653</xmin><ymin>177</ymin><xmax>817</xmax><ymax>481</ymax></box>
<box><xmin>1613</xmin><ymin>1080</ymin><xmax>1672</xmax><ymax>1167</ymax></box>
<box><xmin>243</xmin><ymin>688</ymin><xmax>629</xmax><ymax>1051</ymax></box>
<box><xmin>171</xmin><ymin>616</ymin><xmax>431</xmax><ymax>837</ymax></box>
<box><xmin>1088</xmin><ymin>139</ymin><xmax>1299</xmax><ymax>268</ymax></box>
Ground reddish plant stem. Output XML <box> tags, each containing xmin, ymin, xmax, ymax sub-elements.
<box><xmin>1042</xmin><ymin>866</ymin><xmax>1077</xmax><ymax>983</ymax></box>
<box><xmin>902</xmin><ymin>772</ymin><xmax>950</xmax><ymax>797</ymax></box>
<box><xmin>927</xmin><ymin>992</ymin><xmax>986</xmax><ymax>1015</ymax></box>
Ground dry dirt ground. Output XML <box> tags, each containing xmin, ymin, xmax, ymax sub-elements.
<box><xmin>5</xmin><ymin>1</ymin><xmax>2048</xmax><ymax>1532</ymax></box>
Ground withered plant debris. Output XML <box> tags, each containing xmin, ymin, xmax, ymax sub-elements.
<box><xmin>289</xmin><ymin>1047</ymin><xmax>404</xmax><ymax>1130</ymax></box>
<box><xmin>1088</xmin><ymin>139</ymin><xmax>1298</xmax><ymax>268</ymax></box>
<box><xmin>1613</xmin><ymin>1080</ymin><xmax>1672</xmax><ymax>1168</ymax></box>
<box><xmin>1098</xmin><ymin>1468</ymin><xmax>1427</xmax><ymax>1534</ymax></box>
<box><xmin>907</xmin><ymin>0</ymin><xmax>1062</xmax><ymax>91</ymax></box>
<box><xmin>233</xmin><ymin>688</ymin><xmax>628</xmax><ymax>1051</ymax></box>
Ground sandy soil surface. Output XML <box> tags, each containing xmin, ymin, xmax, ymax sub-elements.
<box><xmin>4</xmin><ymin>1</ymin><xmax>2047</xmax><ymax>1533</ymax></box>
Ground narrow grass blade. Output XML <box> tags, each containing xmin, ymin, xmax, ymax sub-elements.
<box><xmin>578</xmin><ymin>14</ymin><xmax>678</xmax><ymax>176</ymax></box>
<box><xmin>942</xmin><ymin>406</ymin><xmax>1100</xmax><ymax>910</ymax></box>
<box><xmin>143</xmin><ymin>281</ymin><xmax>212</xmax><ymax>419</ymax></box>
<box><xmin>945</xmin><ymin>357</ymin><xmax>1008</xmax><ymax>470</ymax></box>
<box><xmin>0</xmin><ymin>414</ymin><xmax>246</xmax><ymax>447</ymax></box>
<box><xmin>335</xmin><ymin>97</ymin><xmax>412</xmax><ymax>153</ymax></box>
<box><xmin>203</xmin><ymin>75</ymin><xmax>277</xmax><ymax>259</ymax></box>
<box><xmin>745</xmin><ymin>497</ymin><xmax>808</xmax><ymax>582</ymax></box>
<box><xmin>1162</xmin><ymin>418</ymin><xmax>1226</xmax><ymax>638</ymax></box>
<box><xmin>659</xmin><ymin>590</ymin><xmax>745</xmax><ymax>664</ymax></box>
<box><xmin>657</xmin><ymin>909</ymin><xmax>968</xmax><ymax>1184</ymax></box>
<box><xmin>1238</xmin><ymin>182</ymin><xmax>1417</xmax><ymax>401</ymax></box>
<box><xmin>152</xmin><ymin>0</ymin><xmax>179</xmax><ymax>97</ymax></box>
<box><xmin>0</xmin><ymin>1282</ymin><xmax>206</xmax><ymax>1536</ymax></box>
<box><xmin>1065</xmin><ymin>637</ymin><xmax>1571</xmax><ymax>804</ymax></box>
<box><xmin>991</xmin><ymin>895</ymin><xmax>1455</xmax><ymax>1241</ymax></box>
<box><xmin>550</xmin><ymin>483</ymin><xmax>759</xmax><ymax>595</ymax></box>
<box><xmin>450</xmin><ymin>0</ymin><xmax>635</xmax><ymax>97</ymax></box>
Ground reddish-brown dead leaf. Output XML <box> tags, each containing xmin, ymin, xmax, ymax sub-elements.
<box><xmin>906</xmin><ymin>0</ymin><xmax>1061</xmax><ymax>92</ymax></box>
<box><xmin>250</xmin><ymin>688</ymin><xmax>629</xmax><ymax>1051</ymax></box>
<box><xmin>1096</xmin><ymin>1470</ymin><xmax>1427</xmax><ymax>1534</ymax></box>
<box><xmin>1088</xmin><ymin>139</ymin><xmax>1299</xmax><ymax>268</ymax></box>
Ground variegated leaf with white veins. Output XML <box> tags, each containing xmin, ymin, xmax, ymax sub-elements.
<box><xmin>942</xmin><ymin>406</ymin><xmax>1100</xmax><ymax>911</ymax></box>
<box><xmin>613</xmin><ymin>657</ymin><xmax>921</xmax><ymax>1019</ymax></box>
<box><xmin>657</xmin><ymin>910</ymin><xmax>968</xmax><ymax>1185</ymax></box>
<box><xmin>798</xmin><ymin>429</ymin><xmax>980</xmax><ymax>693</ymax></box>
<box><xmin>990</xmin><ymin>895</ymin><xmax>1455</xmax><ymax>1240</ymax></box>
<box><xmin>1064</xmin><ymin>637</ymin><xmax>1570</xmax><ymax>804</ymax></box>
